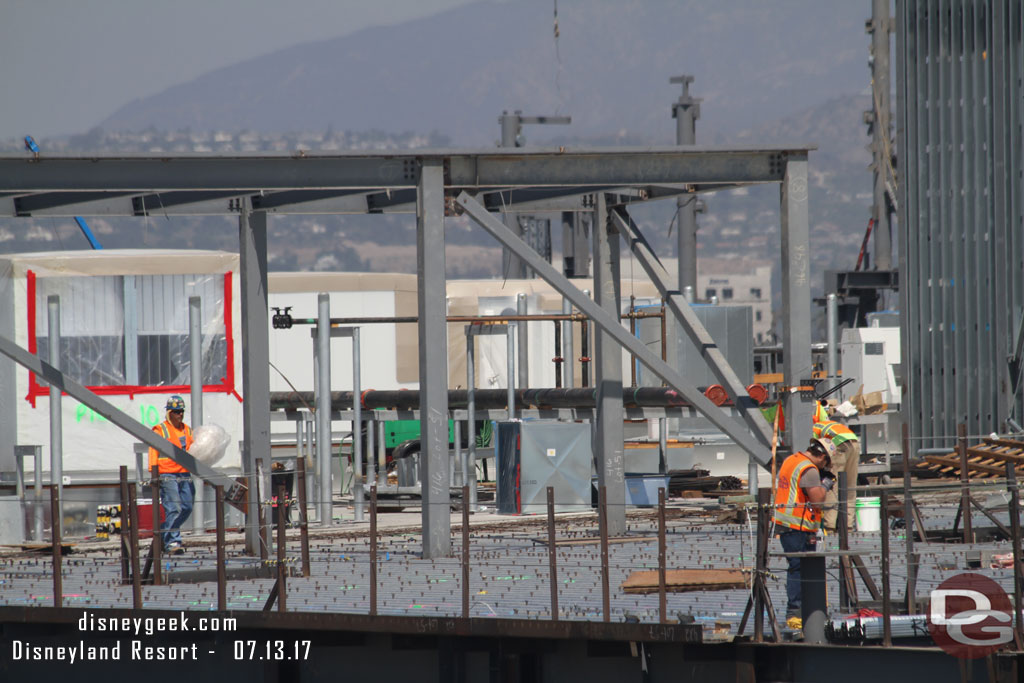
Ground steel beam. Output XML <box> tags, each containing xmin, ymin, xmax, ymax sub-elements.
<box><xmin>610</xmin><ymin>208</ymin><xmax>773</xmax><ymax>453</ymax></box>
<box><xmin>239</xmin><ymin>205</ymin><xmax>271</xmax><ymax>554</ymax></box>
<box><xmin>593</xmin><ymin>194</ymin><xmax>626</xmax><ymax>535</ymax></box>
<box><xmin>0</xmin><ymin>333</ymin><xmax>241</xmax><ymax>491</ymax></box>
<box><xmin>455</xmin><ymin>192</ymin><xmax>769</xmax><ymax>462</ymax></box>
<box><xmin>0</xmin><ymin>147</ymin><xmax>808</xmax><ymax>196</ymax></box>
<box><xmin>780</xmin><ymin>156</ymin><xmax>813</xmax><ymax>451</ymax></box>
<box><xmin>417</xmin><ymin>159</ymin><xmax>450</xmax><ymax>558</ymax></box>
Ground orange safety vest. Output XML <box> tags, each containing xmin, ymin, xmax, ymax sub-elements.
<box><xmin>773</xmin><ymin>452</ymin><xmax>822</xmax><ymax>531</ymax></box>
<box><xmin>812</xmin><ymin>419</ymin><xmax>858</xmax><ymax>446</ymax></box>
<box><xmin>148</xmin><ymin>420</ymin><xmax>193</xmax><ymax>475</ymax></box>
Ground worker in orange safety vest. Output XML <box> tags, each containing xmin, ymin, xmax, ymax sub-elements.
<box><xmin>148</xmin><ymin>395</ymin><xmax>195</xmax><ymax>555</ymax></box>
<box><xmin>812</xmin><ymin>400</ymin><xmax>861</xmax><ymax>531</ymax></box>
<box><xmin>774</xmin><ymin>437</ymin><xmax>837</xmax><ymax>629</ymax></box>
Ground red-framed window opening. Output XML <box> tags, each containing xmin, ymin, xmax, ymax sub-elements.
<box><xmin>26</xmin><ymin>270</ymin><xmax>238</xmax><ymax>406</ymax></box>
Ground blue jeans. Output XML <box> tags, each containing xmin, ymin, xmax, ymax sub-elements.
<box><xmin>159</xmin><ymin>473</ymin><xmax>195</xmax><ymax>547</ymax></box>
<box><xmin>779</xmin><ymin>529</ymin><xmax>816</xmax><ymax>618</ymax></box>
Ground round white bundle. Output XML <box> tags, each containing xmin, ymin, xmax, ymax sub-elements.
<box><xmin>189</xmin><ymin>424</ymin><xmax>231</xmax><ymax>466</ymax></box>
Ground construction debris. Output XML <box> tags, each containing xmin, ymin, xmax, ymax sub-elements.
<box><xmin>620</xmin><ymin>568</ymin><xmax>748</xmax><ymax>594</ymax></box>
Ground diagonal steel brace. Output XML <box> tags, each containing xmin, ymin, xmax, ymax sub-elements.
<box><xmin>455</xmin><ymin>191</ymin><xmax>771</xmax><ymax>464</ymax></box>
<box><xmin>610</xmin><ymin>206</ymin><xmax>774</xmax><ymax>450</ymax></box>
<box><xmin>0</xmin><ymin>333</ymin><xmax>245</xmax><ymax>495</ymax></box>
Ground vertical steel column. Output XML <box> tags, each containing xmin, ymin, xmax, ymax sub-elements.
<box><xmin>902</xmin><ymin>423</ymin><xmax>917</xmax><ymax>614</ymax></box>
<box><xmin>517</xmin><ymin>293</ymin><xmax>529</xmax><ymax>389</ymax></box>
<box><xmin>826</xmin><ymin>293</ymin><xmax>838</xmax><ymax>378</ymax></box>
<box><xmin>547</xmin><ymin>486</ymin><xmax>559</xmax><ymax>621</ymax></box>
<box><xmin>593</xmin><ymin>194</ymin><xmax>626</xmax><ymax>537</ymax></box>
<box><xmin>870</xmin><ymin>0</ymin><xmax>893</xmax><ymax>269</ymax></box>
<box><xmin>316</xmin><ymin>294</ymin><xmax>333</xmax><ymax>526</ymax></box>
<box><xmin>1007</xmin><ymin>461</ymin><xmax>1023</xmax><ymax>646</ymax></box>
<box><xmin>881</xmin><ymin>490</ymin><xmax>892</xmax><ymax>647</ymax></box>
<box><xmin>507</xmin><ymin>325</ymin><xmax>515</xmax><ymax>420</ymax></box>
<box><xmin>780</xmin><ymin>155</ymin><xmax>813</xmax><ymax>451</ymax></box>
<box><xmin>239</xmin><ymin>205</ymin><xmax>271</xmax><ymax>555</ymax></box>
<box><xmin>466</xmin><ymin>326</ymin><xmax>478</xmax><ymax>511</ymax></box>
<box><xmin>50</xmin><ymin>486</ymin><xmax>61</xmax><ymax>607</ymax></box>
<box><xmin>461</xmin><ymin>485</ymin><xmax>470</xmax><ymax>618</ymax></box>
<box><xmin>958</xmin><ymin>423</ymin><xmax>972</xmax><ymax>543</ymax></box>
<box><xmin>189</xmin><ymin>296</ymin><xmax>205</xmax><ymax>533</ymax></box>
<box><xmin>369</xmin><ymin>482</ymin><xmax>378</xmax><ymax>616</ymax></box>
<box><xmin>47</xmin><ymin>296</ymin><xmax>63</xmax><ymax>538</ymax></box>
<box><xmin>658</xmin><ymin>487</ymin><xmax>667</xmax><ymax>623</ymax></box>
<box><xmin>670</xmin><ymin>75</ymin><xmax>701</xmax><ymax>295</ymax></box>
<box><xmin>455</xmin><ymin>419</ymin><xmax>463</xmax><ymax>486</ymax></box>
<box><xmin>366</xmin><ymin>415</ymin><xmax>375</xmax><ymax>487</ymax></box>
<box><xmin>34</xmin><ymin>446</ymin><xmax>43</xmax><ymax>542</ymax></box>
<box><xmin>215</xmin><ymin>485</ymin><xmax>226</xmax><ymax>610</ymax></box>
<box><xmin>562</xmin><ymin>298</ymin><xmax>574</xmax><ymax>389</ymax></box>
<box><xmin>352</xmin><ymin>327</ymin><xmax>363</xmax><ymax>522</ymax></box>
<box><xmin>417</xmin><ymin>158</ymin><xmax>451</xmax><ymax>558</ymax></box>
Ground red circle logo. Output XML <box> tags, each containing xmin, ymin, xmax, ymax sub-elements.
<box><xmin>928</xmin><ymin>573</ymin><xmax>1015</xmax><ymax>658</ymax></box>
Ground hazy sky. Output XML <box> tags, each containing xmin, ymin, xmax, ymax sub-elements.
<box><xmin>0</xmin><ymin>0</ymin><xmax>482</xmax><ymax>140</ymax></box>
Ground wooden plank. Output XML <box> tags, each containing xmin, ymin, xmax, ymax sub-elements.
<box><xmin>923</xmin><ymin>455</ymin><xmax>1007</xmax><ymax>477</ymax></box>
<box><xmin>621</xmin><ymin>568</ymin><xmax>749</xmax><ymax>594</ymax></box>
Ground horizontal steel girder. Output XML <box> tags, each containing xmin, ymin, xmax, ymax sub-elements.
<box><xmin>455</xmin><ymin>191</ymin><xmax>770</xmax><ymax>463</ymax></box>
<box><xmin>0</xmin><ymin>146</ymin><xmax>807</xmax><ymax>194</ymax></box>
<box><xmin>0</xmin><ymin>333</ymin><xmax>245</xmax><ymax>495</ymax></box>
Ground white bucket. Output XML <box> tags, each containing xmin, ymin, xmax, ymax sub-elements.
<box><xmin>855</xmin><ymin>497</ymin><xmax>881</xmax><ymax>532</ymax></box>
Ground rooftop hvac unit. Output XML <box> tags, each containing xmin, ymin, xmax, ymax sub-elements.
<box><xmin>495</xmin><ymin>421</ymin><xmax>592</xmax><ymax>514</ymax></box>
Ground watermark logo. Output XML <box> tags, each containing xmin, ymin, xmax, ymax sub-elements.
<box><xmin>928</xmin><ymin>573</ymin><xmax>1015</xmax><ymax>658</ymax></box>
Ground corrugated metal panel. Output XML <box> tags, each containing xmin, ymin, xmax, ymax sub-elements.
<box><xmin>897</xmin><ymin>0</ymin><xmax>1024</xmax><ymax>448</ymax></box>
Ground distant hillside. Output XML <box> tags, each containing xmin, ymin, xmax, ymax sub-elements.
<box><xmin>98</xmin><ymin>0</ymin><xmax>868</xmax><ymax>145</ymax></box>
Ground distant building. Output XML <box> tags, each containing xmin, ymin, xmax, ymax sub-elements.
<box><xmin>695</xmin><ymin>258</ymin><xmax>773</xmax><ymax>343</ymax></box>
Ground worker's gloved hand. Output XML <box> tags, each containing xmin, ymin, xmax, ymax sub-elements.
<box><xmin>820</xmin><ymin>470</ymin><xmax>837</xmax><ymax>492</ymax></box>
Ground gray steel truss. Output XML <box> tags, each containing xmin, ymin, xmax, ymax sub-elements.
<box><xmin>0</xmin><ymin>144</ymin><xmax>814</xmax><ymax>557</ymax></box>
<box><xmin>454</xmin><ymin>192</ymin><xmax>771</xmax><ymax>463</ymax></box>
<box><xmin>610</xmin><ymin>207</ymin><xmax>773</xmax><ymax>451</ymax></box>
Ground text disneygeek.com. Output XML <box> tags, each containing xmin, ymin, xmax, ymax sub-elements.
<box><xmin>7</xmin><ymin>611</ymin><xmax>310</xmax><ymax>663</ymax></box>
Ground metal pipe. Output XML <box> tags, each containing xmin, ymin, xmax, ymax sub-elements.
<box><xmin>629</xmin><ymin>295</ymin><xmax>637</xmax><ymax>387</ymax></box>
<box><xmin>369</xmin><ymin>482</ymin><xmax>378</xmax><ymax>616</ymax></box>
<box><xmin>215</xmin><ymin>485</ymin><xmax>226</xmax><ymax>610</ymax></box>
<box><xmin>189</xmin><ymin>296</ymin><xmax>205</xmax><ymax>533</ymax></box>
<box><xmin>127</xmin><ymin>482</ymin><xmax>142</xmax><ymax>608</ymax></box>
<box><xmin>271</xmin><ymin>386</ymin><xmax>716</xmax><ymax>411</ymax></box>
<box><xmin>658</xmin><ymin>487</ymin><xmax>667</xmax><ymax>623</ymax></box>
<box><xmin>34</xmin><ymin>445</ymin><xmax>43</xmax><ymax>542</ymax></box>
<box><xmin>507</xmin><ymin>323</ymin><xmax>515</xmax><ymax>420</ymax></box>
<box><xmin>881</xmin><ymin>490</ymin><xmax>892</xmax><ymax>646</ymax></box>
<box><xmin>553</xmin><ymin>320</ymin><xmax>562</xmax><ymax>389</ymax></box>
<box><xmin>367</xmin><ymin>414</ymin><xmax>375</xmax><ymax>488</ymax></box>
<box><xmin>297</xmin><ymin>456</ymin><xmax>310</xmax><ymax>578</ymax></box>
<box><xmin>455</xmin><ymin>418</ymin><xmax>463</xmax><ymax>487</ymax></box>
<box><xmin>151</xmin><ymin>464</ymin><xmax>162</xmax><ymax>585</ymax></box>
<box><xmin>517</xmin><ymin>293</ymin><xmax>529</xmax><ymax>389</ymax></box>
<box><xmin>561</xmin><ymin>298</ymin><xmax>574</xmax><ymax>389</ymax></box>
<box><xmin>958</xmin><ymin>423</ymin><xmax>972</xmax><ymax>543</ymax></box>
<box><xmin>826</xmin><ymin>293</ymin><xmax>838</xmax><ymax>378</ymax></box>
<box><xmin>285</xmin><ymin>312</ymin><xmax>663</xmax><ymax>326</ymax></box>
<box><xmin>466</xmin><ymin>326</ymin><xmax>477</xmax><ymax>511</ymax></box>
<box><xmin>1007</xmin><ymin>462</ymin><xmax>1023</xmax><ymax>646</ymax></box>
<box><xmin>50</xmin><ymin>486</ymin><xmax>61</xmax><ymax>607</ymax></box>
<box><xmin>118</xmin><ymin>467</ymin><xmax>130</xmax><ymax>584</ymax></box>
<box><xmin>352</xmin><ymin>327</ymin><xmax>363</xmax><ymax>521</ymax></box>
<box><xmin>276</xmin><ymin>483</ymin><xmax>287</xmax><ymax>612</ymax></box>
<box><xmin>599</xmin><ymin>485</ymin><xmax>610</xmax><ymax>623</ymax></box>
<box><xmin>581</xmin><ymin>289</ymin><xmax>591</xmax><ymax>387</ymax></box>
<box><xmin>547</xmin><ymin>486</ymin><xmax>558</xmax><ymax>621</ymax></box>
<box><xmin>47</xmin><ymin>295</ymin><xmax>62</xmax><ymax>538</ymax></box>
<box><xmin>461</xmin><ymin>485</ymin><xmax>470</xmax><ymax>619</ymax></box>
<box><xmin>316</xmin><ymin>293</ymin><xmax>332</xmax><ymax>526</ymax></box>
<box><xmin>377</xmin><ymin>421</ymin><xmax>386</xmax><ymax>485</ymax></box>
<box><xmin>658</xmin><ymin>418</ymin><xmax>668</xmax><ymax>474</ymax></box>
<box><xmin>901</xmin><ymin>423</ymin><xmax>917</xmax><ymax>614</ymax></box>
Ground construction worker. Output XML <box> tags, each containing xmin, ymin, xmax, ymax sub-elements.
<box><xmin>774</xmin><ymin>437</ymin><xmax>837</xmax><ymax>630</ymax></box>
<box><xmin>148</xmin><ymin>395</ymin><xmax>194</xmax><ymax>555</ymax></box>
<box><xmin>813</xmin><ymin>401</ymin><xmax>861</xmax><ymax>531</ymax></box>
